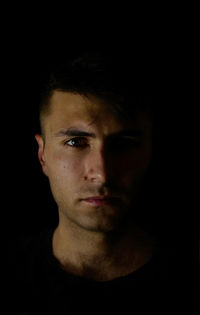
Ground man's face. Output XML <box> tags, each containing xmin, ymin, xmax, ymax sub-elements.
<box><xmin>36</xmin><ymin>91</ymin><xmax>152</xmax><ymax>232</ymax></box>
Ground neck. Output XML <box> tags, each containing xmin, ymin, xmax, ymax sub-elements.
<box><xmin>52</xmin><ymin>216</ymin><xmax>158</xmax><ymax>281</ymax></box>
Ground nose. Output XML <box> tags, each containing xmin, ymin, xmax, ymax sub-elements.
<box><xmin>83</xmin><ymin>148</ymin><xmax>108</xmax><ymax>183</ymax></box>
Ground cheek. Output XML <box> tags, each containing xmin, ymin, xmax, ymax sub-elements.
<box><xmin>46</xmin><ymin>153</ymin><xmax>84</xmax><ymax>204</ymax></box>
<box><xmin>117</xmin><ymin>149</ymin><xmax>152</xmax><ymax>186</ymax></box>
<box><xmin>48</xmin><ymin>153</ymin><xmax>83</xmax><ymax>182</ymax></box>
<box><xmin>119</xmin><ymin>149</ymin><xmax>151</xmax><ymax>172</ymax></box>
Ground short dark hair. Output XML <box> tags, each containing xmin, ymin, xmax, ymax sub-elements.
<box><xmin>38</xmin><ymin>50</ymin><xmax>152</xmax><ymax>134</ymax></box>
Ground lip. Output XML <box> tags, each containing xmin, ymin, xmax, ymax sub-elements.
<box><xmin>83</xmin><ymin>196</ymin><xmax>118</xmax><ymax>206</ymax></box>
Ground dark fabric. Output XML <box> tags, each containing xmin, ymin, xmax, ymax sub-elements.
<box><xmin>8</xmin><ymin>228</ymin><xmax>196</xmax><ymax>314</ymax></box>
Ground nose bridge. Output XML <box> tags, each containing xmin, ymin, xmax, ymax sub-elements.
<box><xmin>84</xmin><ymin>145</ymin><xmax>107</xmax><ymax>182</ymax></box>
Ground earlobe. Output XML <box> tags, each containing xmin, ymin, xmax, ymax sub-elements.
<box><xmin>35</xmin><ymin>134</ymin><xmax>48</xmax><ymax>176</ymax></box>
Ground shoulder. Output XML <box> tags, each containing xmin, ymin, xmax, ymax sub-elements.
<box><xmin>8</xmin><ymin>228</ymin><xmax>54</xmax><ymax>274</ymax></box>
<box><xmin>7</xmin><ymin>229</ymin><xmax>54</xmax><ymax>312</ymax></box>
<box><xmin>10</xmin><ymin>229</ymin><xmax>51</xmax><ymax>252</ymax></box>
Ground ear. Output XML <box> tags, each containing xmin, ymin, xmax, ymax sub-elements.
<box><xmin>35</xmin><ymin>134</ymin><xmax>48</xmax><ymax>176</ymax></box>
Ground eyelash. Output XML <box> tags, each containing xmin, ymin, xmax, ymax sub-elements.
<box><xmin>64</xmin><ymin>137</ymin><xmax>140</xmax><ymax>150</ymax></box>
<box><xmin>64</xmin><ymin>137</ymin><xmax>88</xmax><ymax>148</ymax></box>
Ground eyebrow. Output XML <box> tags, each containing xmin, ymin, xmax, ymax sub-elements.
<box><xmin>54</xmin><ymin>127</ymin><xmax>143</xmax><ymax>138</ymax></box>
<box><xmin>55</xmin><ymin>128</ymin><xmax>96</xmax><ymax>138</ymax></box>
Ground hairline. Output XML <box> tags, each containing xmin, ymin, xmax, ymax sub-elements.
<box><xmin>39</xmin><ymin>89</ymin><xmax>152</xmax><ymax>139</ymax></box>
<box><xmin>39</xmin><ymin>89</ymin><xmax>124</xmax><ymax>137</ymax></box>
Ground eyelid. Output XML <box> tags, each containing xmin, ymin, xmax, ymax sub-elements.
<box><xmin>63</xmin><ymin>136</ymin><xmax>140</xmax><ymax>148</ymax></box>
<box><xmin>117</xmin><ymin>136</ymin><xmax>140</xmax><ymax>142</ymax></box>
<box><xmin>121</xmin><ymin>136</ymin><xmax>138</xmax><ymax>139</ymax></box>
<box><xmin>64</xmin><ymin>136</ymin><xmax>89</xmax><ymax>147</ymax></box>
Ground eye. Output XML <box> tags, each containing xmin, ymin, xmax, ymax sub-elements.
<box><xmin>122</xmin><ymin>137</ymin><xmax>140</xmax><ymax>146</ymax></box>
<box><xmin>64</xmin><ymin>137</ymin><xmax>89</xmax><ymax>148</ymax></box>
<box><xmin>110</xmin><ymin>137</ymin><xmax>141</xmax><ymax>151</ymax></box>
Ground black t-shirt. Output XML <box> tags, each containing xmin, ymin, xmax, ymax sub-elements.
<box><xmin>8</xmin><ymin>228</ymin><xmax>196</xmax><ymax>314</ymax></box>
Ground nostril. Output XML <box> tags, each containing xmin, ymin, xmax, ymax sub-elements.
<box><xmin>84</xmin><ymin>151</ymin><xmax>108</xmax><ymax>182</ymax></box>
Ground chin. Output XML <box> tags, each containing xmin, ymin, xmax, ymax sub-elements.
<box><xmin>66</xmin><ymin>202</ymin><xmax>131</xmax><ymax>233</ymax></box>
<box><xmin>78</xmin><ymin>223</ymin><xmax>120</xmax><ymax>233</ymax></box>
<box><xmin>75</xmin><ymin>212</ymin><xmax>128</xmax><ymax>233</ymax></box>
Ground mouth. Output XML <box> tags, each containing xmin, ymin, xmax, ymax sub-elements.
<box><xmin>82</xmin><ymin>196</ymin><xmax>119</xmax><ymax>206</ymax></box>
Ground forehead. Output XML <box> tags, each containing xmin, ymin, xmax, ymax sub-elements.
<box><xmin>44</xmin><ymin>91</ymin><xmax>152</xmax><ymax>135</ymax></box>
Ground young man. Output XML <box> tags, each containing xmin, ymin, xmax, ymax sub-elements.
<box><xmin>9</xmin><ymin>51</ymin><xmax>190</xmax><ymax>314</ymax></box>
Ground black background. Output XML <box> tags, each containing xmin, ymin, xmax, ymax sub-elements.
<box><xmin>6</xmin><ymin>39</ymin><xmax>157</xmax><ymax>237</ymax></box>
<box><xmin>3</xmin><ymin>24</ymin><xmax>198</xmax><ymax>313</ymax></box>
<box><xmin>5</xmin><ymin>37</ymin><xmax>197</xmax><ymax>247</ymax></box>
